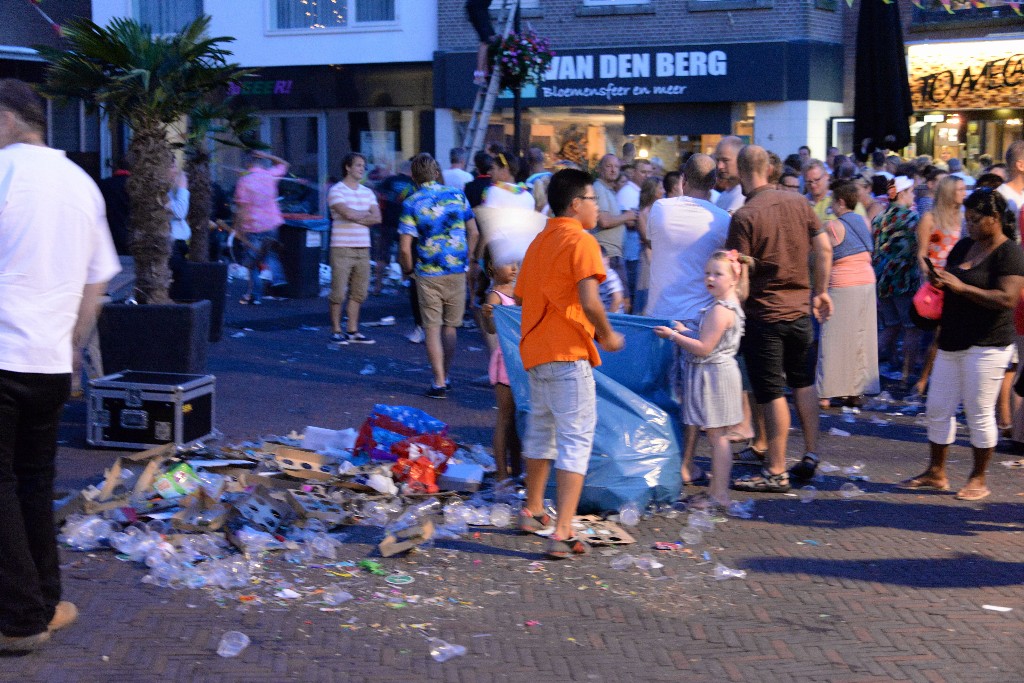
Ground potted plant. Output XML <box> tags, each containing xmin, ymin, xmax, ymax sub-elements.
<box><xmin>37</xmin><ymin>16</ymin><xmax>250</xmax><ymax>370</ymax></box>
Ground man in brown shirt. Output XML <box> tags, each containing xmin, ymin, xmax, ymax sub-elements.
<box><xmin>726</xmin><ymin>145</ymin><xmax>833</xmax><ymax>493</ymax></box>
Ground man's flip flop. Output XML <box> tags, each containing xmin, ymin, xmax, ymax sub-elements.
<box><xmin>954</xmin><ymin>487</ymin><xmax>991</xmax><ymax>501</ymax></box>
<box><xmin>897</xmin><ymin>477</ymin><xmax>950</xmax><ymax>492</ymax></box>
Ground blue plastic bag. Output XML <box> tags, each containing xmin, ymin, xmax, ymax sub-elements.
<box><xmin>494</xmin><ymin>306</ymin><xmax>682</xmax><ymax>512</ymax></box>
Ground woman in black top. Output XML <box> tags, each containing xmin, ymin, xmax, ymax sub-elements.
<box><xmin>901</xmin><ymin>189</ymin><xmax>1024</xmax><ymax>501</ymax></box>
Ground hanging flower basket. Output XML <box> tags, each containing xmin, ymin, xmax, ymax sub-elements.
<box><xmin>488</xmin><ymin>29</ymin><xmax>555</xmax><ymax>91</ymax></box>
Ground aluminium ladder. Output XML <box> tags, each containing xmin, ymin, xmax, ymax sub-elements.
<box><xmin>462</xmin><ymin>0</ymin><xmax>520</xmax><ymax>170</ymax></box>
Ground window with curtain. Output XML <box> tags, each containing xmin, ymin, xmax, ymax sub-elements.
<box><xmin>272</xmin><ymin>0</ymin><xmax>396</xmax><ymax>30</ymax></box>
<box><xmin>134</xmin><ymin>0</ymin><xmax>203</xmax><ymax>34</ymax></box>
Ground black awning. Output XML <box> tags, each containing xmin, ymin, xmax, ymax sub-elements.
<box><xmin>624</xmin><ymin>103</ymin><xmax>732</xmax><ymax>135</ymax></box>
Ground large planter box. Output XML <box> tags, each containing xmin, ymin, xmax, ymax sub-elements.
<box><xmin>98</xmin><ymin>300</ymin><xmax>211</xmax><ymax>375</ymax></box>
<box><xmin>169</xmin><ymin>261</ymin><xmax>228</xmax><ymax>342</ymax></box>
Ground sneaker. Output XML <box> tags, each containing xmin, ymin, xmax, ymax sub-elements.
<box><xmin>517</xmin><ymin>508</ymin><xmax>554</xmax><ymax>534</ymax></box>
<box><xmin>545</xmin><ymin>535</ymin><xmax>590</xmax><ymax>559</ymax></box>
<box><xmin>425</xmin><ymin>385</ymin><xmax>447</xmax><ymax>399</ymax></box>
<box><xmin>732</xmin><ymin>468</ymin><xmax>790</xmax><ymax>493</ymax></box>
<box><xmin>330</xmin><ymin>332</ymin><xmax>349</xmax><ymax>345</ymax></box>
<box><xmin>406</xmin><ymin>326</ymin><xmax>425</xmax><ymax>344</ymax></box>
<box><xmin>346</xmin><ymin>331</ymin><xmax>375</xmax><ymax>345</ymax></box>
<box><xmin>48</xmin><ymin>601</ymin><xmax>78</xmax><ymax>632</ymax></box>
<box><xmin>0</xmin><ymin>630</ymin><xmax>50</xmax><ymax>652</ymax></box>
<box><xmin>788</xmin><ymin>452</ymin><xmax>820</xmax><ymax>482</ymax></box>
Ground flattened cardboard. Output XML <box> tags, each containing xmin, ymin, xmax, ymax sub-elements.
<box><xmin>171</xmin><ymin>489</ymin><xmax>229</xmax><ymax>532</ymax></box>
<box><xmin>274</xmin><ymin>447</ymin><xmax>337</xmax><ymax>481</ymax></box>
<box><xmin>378</xmin><ymin>519</ymin><xmax>435</xmax><ymax>558</ymax></box>
<box><xmin>572</xmin><ymin>515</ymin><xmax>635</xmax><ymax>545</ymax></box>
<box><xmin>286</xmin><ymin>489</ymin><xmax>347</xmax><ymax>525</ymax></box>
<box><xmin>234</xmin><ymin>485</ymin><xmax>295</xmax><ymax>533</ymax></box>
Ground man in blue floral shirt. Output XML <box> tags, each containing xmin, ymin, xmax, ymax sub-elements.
<box><xmin>399</xmin><ymin>153</ymin><xmax>479</xmax><ymax>398</ymax></box>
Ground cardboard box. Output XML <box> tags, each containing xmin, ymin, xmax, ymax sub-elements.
<box><xmin>234</xmin><ymin>485</ymin><xmax>295</xmax><ymax>533</ymax></box>
<box><xmin>274</xmin><ymin>447</ymin><xmax>337</xmax><ymax>481</ymax></box>
<box><xmin>286</xmin><ymin>489</ymin><xmax>347</xmax><ymax>525</ymax></box>
<box><xmin>437</xmin><ymin>463</ymin><xmax>484</xmax><ymax>492</ymax></box>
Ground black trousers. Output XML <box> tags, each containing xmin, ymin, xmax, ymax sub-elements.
<box><xmin>0</xmin><ymin>369</ymin><xmax>70</xmax><ymax>636</ymax></box>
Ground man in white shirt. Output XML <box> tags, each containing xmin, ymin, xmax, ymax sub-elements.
<box><xmin>997</xmin><ymin>141</ymin><xmax>1024</xmax><ymax>238</ymax></box>
<box><xmin>714</xmin><ymin>136</ymin><xmax>746</xmax><ymax>214</ymax></box>
<box><xmin>327</xmin><ymin>152</ymin><xmax>381</xmax><ymax>344</ymax></box>
<box><xmin>441</xmin><ymin>147</ymin><xmax>474</xmax><ymax>191</ymax></box>
<box><xmin>0</xmin><ymin>79</ymin><xmax>120</xmax><ymax>652</ymax></box>
<box><xmin>592</xmin><ymin>154</ymin><xmax>636</xmax><ymax>308</ymax></box>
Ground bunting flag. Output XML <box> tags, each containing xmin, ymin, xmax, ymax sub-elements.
<box><xmin>969</xmin><ymin>0</ymin><xmax>987</xmax><ymax>7</ymax></box>
<box><xmin>939</xmin><ymin>0</ymin><xmax>954</xmax><ymax>12</ymax></box>
<box><xmin>910</xmin><ymin>0</ymin><xmax>926</xmax><ymax>8</ymax></box>
<box><xmin>26</xmin><ymin>0</ymin><xmax>62</xmax><ymax>37</ymax></box>
<box><xmin>1009</xmin><ymin>1</ymin><xmax>1023</xmax><ymax>14</ymax></box>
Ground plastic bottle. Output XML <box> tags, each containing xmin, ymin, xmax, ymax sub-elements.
<box><xmin>726</xmin><ymin>499</ymin><xmax>755</xmax><ymax>519</ymax></box>
<box><xmin>679</xmin><ymin>528</ymin><xmax>703</xmax><ymax>545</ymax></box>
<box><xmin>216</xmin><ymin>631</ymin><xmax>250</xmax><ymax>658</ymax></box>
<box><xmin>610</xmin><ymin>555</ymin><xmax>635</xmax><ymax>570</ymax></box>
<box><xmin>323</xmin><ymin>586</ymin><xmax>354</xmax><ymax>605</ymax></box>
<box><xmin>426</xmin><ymin>638</ymin><xmax>466</xmax><ymax>662</ymax></box>
<box><xmin>798</xmin><ymin>485</ymin><xmax>818</xmax><ymax>503</ymax></box>
<box><xmin>618</xmin><ymin>502</ymin><xmax>640</xmax><ymax>527</ymax></box>
<box><xmin>59</xmin><ymin>515</ymin><xmax>119</xmax><ymax>551</ymax></box>
<box><xmin>713</xmin><ymin>563</ymin><xmax>747</xmax><ymax>581</ymax></box>
<box><xmin>839</xmin><ymin>482</ymin><xmax>864</xmax><ymax>499</ymax></box>
<box><xmin>687</xmin><ymin>511</ymin><xmax>715</xmax><ymax>532</ymax></box>
<box><xmin>489</xmin><ymin>503</ymin><xmax>513</xmax><ymax>528</ymax></box>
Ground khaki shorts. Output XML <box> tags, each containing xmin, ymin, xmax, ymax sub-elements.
<box><xmin>416</xmin><ymin>273</ymin><xmax>466</xmax><ymax>328</ymax></box>
<box><xmin>329</xmin><ymin>247</ymin><xmax>370</xmax><ymax>305</ymax></box>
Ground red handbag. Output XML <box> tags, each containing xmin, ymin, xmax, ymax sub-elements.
<box><xmin>912</xmin><ymin>282</ymin><xmax>944</xmax><ymax>320</ymax></box>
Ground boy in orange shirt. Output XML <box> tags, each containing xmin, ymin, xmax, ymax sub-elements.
<box><xmin>514</xmin><ymin>169</ymin><xmax>625</xmax><ymax>559</ymax></box>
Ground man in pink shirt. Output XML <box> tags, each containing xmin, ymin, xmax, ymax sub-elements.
<box><xmin>234</xmin><ymin>150</ymin><xmax>290</xmax><ymax>304</ymax></box>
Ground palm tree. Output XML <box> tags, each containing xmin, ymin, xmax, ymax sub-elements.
<box><xmin>37</xmin><ymin>16</ymin><xmax>249</xmax><ymax>303</ymax></box>
<box><xmin>183</xmin><ymin>101</ymin><xmax>263</xmax><ymax>263</ymax></box>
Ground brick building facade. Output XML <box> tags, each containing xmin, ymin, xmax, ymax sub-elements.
<box><xmin>435</xmin><ymin>0</ymin><xmax>853</xmax><ymax>166</ymax></box>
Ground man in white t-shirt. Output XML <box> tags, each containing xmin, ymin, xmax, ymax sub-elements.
<box><xmin>714</xmin><ymin>136</ymin><xmax>746</xmax><ymax>214</ymax></box>
<box><xmin>441</xmin><ymin>147</ymin><xmax>473</xmax><ymax>191</ymax></box>
<box><xmin>0</xmin><ymin>79</ymin><xmax>120</xmax><ymax>652</ymax></box>
<box><xmin>327</xmin><ymin>152</ymin><xmax>381</xmax><ymax>344</ymax></box>
<box><xmin>997</xmin><ymin>140</ymin><xmax>1024</xmax><ymax>238</ymax></box>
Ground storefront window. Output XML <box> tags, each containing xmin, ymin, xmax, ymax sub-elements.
<box><xmin>912</xmin><ymin>0</ymin><xmax>1023</xmax><ymax>25</ymax></box>
<box><xmin>270</xmin><ymin>0</ymin><xmax>396</xmax><ymax>31</ymax></box>
<box><xmin>134</xmin><ymin>0</ymin><xmax>203</xmax><ymax>34</ymax></box>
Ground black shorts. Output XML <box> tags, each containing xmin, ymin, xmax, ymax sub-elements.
<box><xmin>372</xmin><ymin>223</ymin><xmax>398</xmax><ymax>265</ymax></box>
<box><xmin>465</xmin><ymin>0</ymin><xmax>496</xmax><ymax>43</ymax></box>
<box><xmin>742</xmin><ymin>316</ymin><xmax>816</xmax><ymax>404</ymax></box>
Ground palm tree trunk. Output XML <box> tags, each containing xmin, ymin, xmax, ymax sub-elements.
<box><xmin>126</xmin><ymin>123</ymin><xmax>174</xmax><ymax>304</ymax></box>
<box><xmin>185</xmin><ymin>146</ymin><xmax>211</xmax><ymax>263</ymax></box>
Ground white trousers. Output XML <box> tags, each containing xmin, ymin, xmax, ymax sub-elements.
<box><xmin>926</xmin><ymin>345</ymin><xmax>1013</xmax><ymax>448</ymax></box>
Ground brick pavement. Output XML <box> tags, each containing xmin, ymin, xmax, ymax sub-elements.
<box><xmin>3</xmin><ymin>282</ymin><xmax>1023</xmax><ymax>682</ymax></box>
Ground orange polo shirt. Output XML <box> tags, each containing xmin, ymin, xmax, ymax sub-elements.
<box><xmin>515</xmin><ymin>216</ymin><xmax>606</xmax><ymax>371</ymax></box>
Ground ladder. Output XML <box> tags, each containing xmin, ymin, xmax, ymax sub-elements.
<box><xmin>462</xmin><ymin>0</ymin><xmax>520</xmax><ymax>171</ymax></box>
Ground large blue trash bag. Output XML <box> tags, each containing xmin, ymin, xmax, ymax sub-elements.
<box><xmin>493</xmin><ymin>306</ymin><xmax>683</xmax><ymax>513</ymax></box>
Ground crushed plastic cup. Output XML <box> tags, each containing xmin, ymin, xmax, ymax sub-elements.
<box><xmin>216</xmin><ymin>631</ymin><xmax>250</xmax><ymax>658</ymax></box>
<box><xmin>798</xmin><ymin>485</ymin><xmax>818</xmax><ymax>503</ymax></box>
<box><xmin>489</xmin><ymin>503</ymin><xmax>513</xmax><ymax>528</ymax></box>
<box><xmin>59</xmin><ymin>515</ymin><xmax>119</xmax><ymax>551</ymax></box>
<box><xmin>687</xmin><ymin>511</ymin><xmax>715</xmax><ymax>532</ymax></box>
<box><xmin>842</xmin><ymin>460</ymin><xmax>866</xmax><ymax>475</ymax></box>
<box><xmin>633</xmin><ymin>554</ymin><xmax>664</xmax><ymax>571</ymax></box>
<box><xmin>817</xmin><ymin>461</ymin><xmax>841</xmax><ymax>473</ymax></box>
<box><xmin>839</xmin><ymin>482</ymin><xmax>864</xmax><ymax>499</ymax></box>
<box><xmin>713</xmin><ymin>563</ymin><xmax>747</xmax><ymax>581</ymax></box>
<box><xmin>679</xmin><ymin>528</ymin><xmax>703</xmax><ymax>545</ymax></box>
<box><xmin>426</xmin><ymin>637</ymin><xmax>466</xmax><ymax>662</ymax></box>
<box><xmin>323</xmin><ymin>586</ymin><xmax>353</xmax><ymax>605</ymax></box>
<box><xmin>726</xmin><ymin>499</ymin><xmax>755</xmax><ymax>519</ymax></box>
<box><xmin>618</xmin><ymin>502</ymin><xmax>641</xmax><ymax>527</ymax></box>
<box><xmin>610</xmin><ymin>555</ymin><xmax>636</xmax><ymax>570</ymax></box>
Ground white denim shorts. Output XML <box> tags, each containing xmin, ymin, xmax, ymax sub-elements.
<box><xmin>522</xmin><ymin>360</ymin><xmax>597</xmax><ymax>475</ymax></box>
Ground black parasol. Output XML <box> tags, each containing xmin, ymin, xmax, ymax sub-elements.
<box><xmin>853</xmin><ymin>0</ymin><xmax>913</xmax><ymax>154</ymax></box>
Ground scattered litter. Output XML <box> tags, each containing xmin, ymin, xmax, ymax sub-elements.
<box><xmin>217</xmin><ymin>631</ymin><xmax>250</xmax><ymax>658</ymax></box>
<box><xmin>359</xmin><ymin>364</ymin><xmax>377</xmax><ymax>376</ymax></box>
<box><xmin>230</xmin><ymin>332</ymin><xmax>246</xmax><ymax>338</ymax></box>
<box><xmin>818</xmin><ymin>461</ymin><xmax>841</xmax><ymax>473</ymax></box>
<box><xmin>869</xmin><ymin>416</ymin><xmax>890</xmax><ymax>426</ymax></box>
<box><xmin>524</xmin><ymin>620</ymin><xmax>542</xmax><ymax>627</ymax></box>
<box><xmin>838</xmin><ymin>482</ymin><xmax>865</xmax><ymax>498</ymax></box>
<box><xmin>426</xmin><ymin>638</ymin><xmax>466</xmax><ymax>662</ymax></box>
<box><xmin>299</xmin><ymin>325</ymin><xmax>320</xmax><ymax>332</ymax></box>
<box><xmin>828</xmin><ymin>428</ymin><xmax>851</xmax><ymax>437</ymax></box>
<box><xmin>798</xmin><ymin>486</ymin><xmax>818</xmax><ymax>503</ymax></box>
<box><xmin>385</xmin><ymin>573</ymin><xmax>415</xmax><ymax>585</ymax></box>
<box><xmin>275</xmin><ymin>588</ymin><xmax>301</xmax><ymax>599</ymax></box>
<box><xmin>982</xmin><ymin>605</ymin><xmax>1013</xmax><ymax>612</ymax></box>
<box><xmin>713</xmin><ymin>563</ymin><xmax>747</xmax><ymax>581</ymax></box>
<box><xmin>1000</xmin><ymin>459</ymin><xmax>1024</xmax><ymax>469</ymax></box>
<box><xmin>467</xmin><ymin>346</ymin><xmax>484</xmax><ymax>352</ymax></box>
<box><xmin>842</xmin><ymin>461</ymin><xmax>866</xmax><ymax>475</ymax></box>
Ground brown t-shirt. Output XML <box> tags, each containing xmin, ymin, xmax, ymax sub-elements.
<box><xmin>726</xmin><ymin>186</ymin><xmax>822</xmax><ymax>323</ymax></box>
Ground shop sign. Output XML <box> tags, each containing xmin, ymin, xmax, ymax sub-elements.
<box><xmin>434</xmin><ymin>41</ymin><xmax>837</xmax><ymax>108</ymax></box>
<box><xmin>909</xmin><ymin>40</ymin><xmax>1024</xmax><ymax>110</ymax></box>
<box><xmin>227</xmin><ymin>79</ymin><xmax>294</xmax><ymax>96</ymax></box>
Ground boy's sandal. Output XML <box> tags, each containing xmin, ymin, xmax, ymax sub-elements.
<box><xmin>733</xmin><ymin>445</ymin><xmax>767</xmax><ymax>464</ymax></box>
<box><xmin>517</xmin><ymin>509</ymin><xmax>554</xmax><ymax>535</ymax></box>
<box><xmin>897</xmin><ymin>477</ymin><xmax>950</xmax><ymax>492</ymax></box>
<box><xmin>545</xmin><ymin>535</ymin><xmax>590</xmax><ymax>559</ymax></box>
<box><xmin>682</xmin><ymin>468</ymin><xmax>709</xmax><ymax>486</ymax></box>
<box><xmin>732</xmin><ymin>469</ymin><xmax>790</xmax><ymax>493</ymax></box>
<box><xmin>788</xmin><ymin>452</ymin><xmax>820</xmax><ymax>482</ymax></box>
<box><xmin>954</xmin><ymin>486</ymin><xmax>990</xmax><ymax>501</ymax></box>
